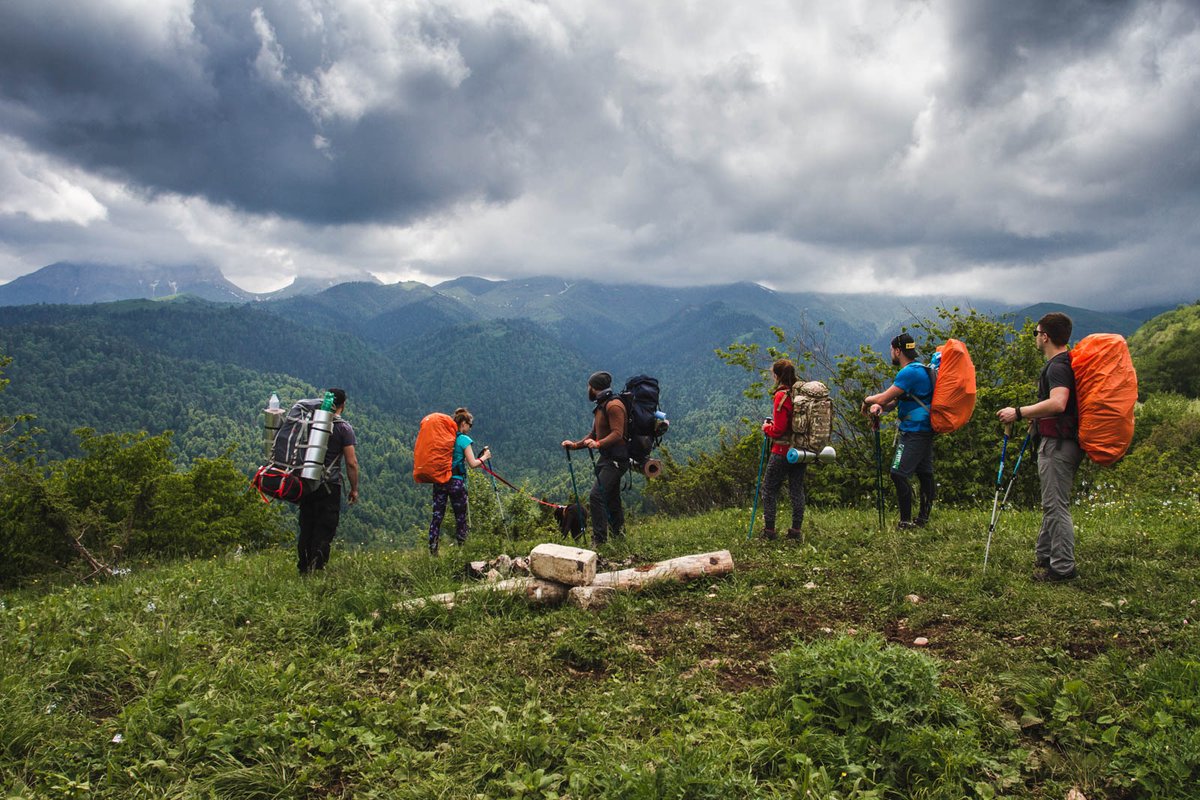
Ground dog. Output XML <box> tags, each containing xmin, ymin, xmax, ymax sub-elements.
<box><xmin>553</xmin><ymin>502</ymin><xmax>588</xmax><ymax>541</ymax></box>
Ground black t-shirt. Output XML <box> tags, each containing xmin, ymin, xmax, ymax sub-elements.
<box><xmin>1037</xmin><ymin>351</ymin><xmax>1077</xmax><ymax>438</ymax></box>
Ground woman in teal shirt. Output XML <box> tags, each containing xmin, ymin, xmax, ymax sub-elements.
<box><xmin>428</xmin><ymin>407</ymin><xmax>492</xmax><ymax>555</ymax></box>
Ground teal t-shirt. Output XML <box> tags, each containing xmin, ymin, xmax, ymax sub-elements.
<box><xmin>894</xmin><ymin>362</ymin><xmax>933</xmax><ymax>433</ymax></box>
<box><xmin>451</xmin><ymin>433</ymin><xmax>473</xmax><ymax>479</ymax></box>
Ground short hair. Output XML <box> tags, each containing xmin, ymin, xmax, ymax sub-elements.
<box><xmin>1037</xmin><ymin>313</ymin><xmax>1073</xmax><ymax>347</ymax></box>
<box><xmin>328</xmin><ymin>388</ymin><xmax>347</xmax><ymax>408</ymax></box>
<box><xmin>771</xmin><ymin>358</ymin><xmax>797</xmax><ymax>391</ymax></box>
<box><xmin>453</xmin><ymin>407</ymin><xmax>474</xmax><ymax>427</ymax></box>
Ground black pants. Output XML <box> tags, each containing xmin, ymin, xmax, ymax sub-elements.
<box><xmin>890</xmin><ymin>431</ymin><xmax>934</xmax><ymax>523</ymax></box>
<box><xmin>589</xmin><ymin>457</ymin><xmax>628</xmax><ymax>545</ymax></box>
<box><xmin>298</xmin><ymin>484</ymin><xmax>342</xmax><ymax>574</ymax></box>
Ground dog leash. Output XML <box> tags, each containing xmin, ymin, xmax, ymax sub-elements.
<box><xmin>480</xmin><ymin>464</ymin><xmax>563</xmax><ymax>509</ymax></box>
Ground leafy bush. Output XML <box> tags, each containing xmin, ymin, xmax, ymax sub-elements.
<box><xmin>0</xmin><ymin>428</ymin><xmax>286</xmax><ymax>586</ymax></box>
<box><xmin>751</xmin><ymin>635</ymin><xmax>1019</xmax><ymax>798</ymax></box>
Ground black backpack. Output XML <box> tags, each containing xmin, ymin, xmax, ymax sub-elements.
<box><xmin>251</xmin><ymin>399</ymin><xmax>339</xmax><ymax>503</ymax></box>
<box><xmin>619</xmin><ymin>375</ymin><xmax>667</xmax><ymax>465</ymax></box>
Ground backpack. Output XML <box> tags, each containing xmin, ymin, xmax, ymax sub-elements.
<box><xmin>413</xmin><ymin>412</ymin><xmax>459</xmax><ymax>484</ymax></box>
<box><xmin>778</xmin><ymin>380</ymin><xmax>833</xmax><ymax>452</ymax></box>
<box><xmin>1070</xmin><ymin>333</ymin><xmax>1138</xmax><ymax>465</ymax></box>
<box><xmin>251</xmin><ymin>398</ymin><xmax>338</xmax><ymax>503</ymax></box>
<box><xmin>618</xmin><ymin>375</ymin><xmax>668</xmax><ymax>465</ymax></box>
<box><xmin>905</xmin><ymin>339</ymin><xmax>977</xmax><ymax>434</ymax></box>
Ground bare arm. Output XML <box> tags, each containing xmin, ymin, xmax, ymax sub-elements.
<box><xmin>997</xmin><ymin>386</ymin><xmax>1069</xmax><ymax>425</ymax></box>
<box><xmin>343</xmin><ymin>445</ymin><xmax>359</xmax><ymax>504</ymax></box>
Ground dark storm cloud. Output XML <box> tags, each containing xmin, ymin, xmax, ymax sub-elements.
<box><xmin>0</xmin><ymin>0</ymin><xmax>615</xmax><ymax>224</ymax></box>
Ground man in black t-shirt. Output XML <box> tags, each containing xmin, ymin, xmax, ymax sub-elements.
<box><xmin>998</xmin><ymin>313</ymin><xmax>1082</xmax><ymax>582</ymax></box>
<box><xmin>298</xmin><ymin>387</ymin><xmax>359</xmax><ymax>574</ymax></box>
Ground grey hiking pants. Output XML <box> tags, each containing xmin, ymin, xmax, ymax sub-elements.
<box><xmin>1036</xmin><ymin>437</ymin><xmax>1083</xmax><ymax>575</ymax></box>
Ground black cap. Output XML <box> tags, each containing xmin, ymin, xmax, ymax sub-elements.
<box><xmin>588</xmin><ymin>371</ymin><xmax>613</xmax><ymax>390</ymax></box>
<box><xmin>890</xmin><ymin>333</ymin><xmax>917</xmax><ymax>353</ymax></box>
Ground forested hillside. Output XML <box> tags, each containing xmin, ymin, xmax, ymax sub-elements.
<box><xmin>0</xmin><ymin>275</ymin><xmax>1178</xmax><ymax>553</ymax></box>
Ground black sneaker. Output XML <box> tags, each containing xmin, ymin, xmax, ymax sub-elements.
<box><xmin>914</xmin><ymin>517</ymin><xmax>929</xmax><ymax>528</ymax></box>
<box><xmin>1033</xmin><ymin>567</ymin><xmax>1078</xmax><ymax>583</ymax></box>
<box><xmin>1035</xmin><ymin>557</ymin><xmax>1050</xmax><ymax>569</ymax></box>
<box><xmin>897</xmin><ymin>521</ymin><xmax>918</xmax><ymax>531</ymax></box>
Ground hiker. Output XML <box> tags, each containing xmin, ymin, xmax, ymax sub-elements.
<box><xmin>997</xmin><ymin>312</ymin><xmax>1081</xmax><ymax>582</ymax></box>
<box><xmin>561</xmin><ymin>371</ymin><xmax>627</xmax><ymax>546</ymax></box>
<box><xmin>428</xmin><ymin>407</ymin><xmax>491</xmax><ymax>556</ymax></box>
<box><xmin>861</xmin><ymin>333</ymin><xmax>935</xmax><ymax>529</ymax></box>
<box><xmin>759</xmin><ymin>358</ymin><xmax>808</xmax><ymax>540</ymax></box>
<box><xmin>298</xmin><ymin>388</ymin><xmax>359</xmax><ymax>574</ymax></box>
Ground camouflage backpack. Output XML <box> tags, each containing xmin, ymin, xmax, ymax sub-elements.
<box><xmin>777</xmin><ymin>380</ymin><xmax>833</xmax><ymax>453</ymax></box>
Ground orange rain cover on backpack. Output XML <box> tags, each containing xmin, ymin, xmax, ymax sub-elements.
<box><xmin>1070</xmin><ymin>333</ymin><xmax>1138</xmax><ymax>466</ymax></box>
<box><xmin>930</xmin><ymin>338</ymin><xmax>977</xmax><ymax>434</ymax></box>
<box><xmin>412</xmin><ymin>412</ymin><xmax>458</xmax><ymax>484</ymax></box>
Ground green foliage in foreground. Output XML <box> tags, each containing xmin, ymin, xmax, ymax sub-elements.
<box><xmin>3</xmin><ymin>501</ymin><xmax>1199</xmax><ymax>799</ymax></box>
<box><xmin>0</xmin><ymin>429</ymin><xmax>286</xmax><ymax>586</ymax></box>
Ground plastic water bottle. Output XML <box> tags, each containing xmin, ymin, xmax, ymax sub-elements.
<box><xmin>786</xmin><ymin>447</ymin><xmax>801</xmax><ymax>464</ymax></box>
<box><xmin>320</xmin><ymin>390</ymin><xmax>335</xmax><ymax>411</ymax></box>
<box><xmin>263</xmin><ymin>393</ymin><xmax>285</xmax><ymax>459</ymax></box>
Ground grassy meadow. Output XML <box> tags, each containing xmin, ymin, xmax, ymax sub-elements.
<box><xmin>2</xmin><ymin>502</ymin><xmax>1199</xmax><ymax>799</ymax></box>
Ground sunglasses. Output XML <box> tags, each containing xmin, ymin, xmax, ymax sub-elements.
<box><xmin>1033</xmin><ymin>329</ymin><xmax>1044</xmax><ymax>337</ymax></box>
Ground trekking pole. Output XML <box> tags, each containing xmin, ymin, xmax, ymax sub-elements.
<box><xmin>482</xmin><ymin>448</ymin><xmax>509</xmax><ymax>538</ymax></box>
<box><xmin>747</xmin><ymin>433</ymin><xmax>770</xmax><ymax>540</ymax></box>
<box><xmin>1000</xmin><ymin>424</ymin><xmax>1033</xmax><ymax>508</ymax></box>
<box><xmin>564</xmin><ymin>447</ymin><xmax>587</xmax><ymax>533</ymax></box>
<box><xmin>984</xmin><ymin>422</ymin><xmax>1013</xmax><ymax>570</ymax></box>
<box><xmin>872</xmin><ymin>415</ymin><xmax>885</xmax><ymax>532</ymax></box>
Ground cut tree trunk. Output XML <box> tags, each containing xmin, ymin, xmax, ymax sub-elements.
<box><xmin>591</xmin><ymin>550</ymin><xmax>734</xmax><ymax>590</ymax></box>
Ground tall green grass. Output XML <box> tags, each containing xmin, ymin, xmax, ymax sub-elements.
<box><xmin>2</xmin><ymin>503</ymin><xmax>1198</xmax><ymax>798</ymax></box>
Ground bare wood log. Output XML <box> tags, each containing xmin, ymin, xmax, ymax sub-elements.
<box><xmin>398</xmin><ymin>549</ymin><xmax>734</xmax><ymax>611</ymax></box>
<box><xmin>591</xmin><ymin>550</ymin><xmax>734</xmax><ymax>590</ymax></box>
<box><xmin>397</xmin><ymin>576</ymin><xmax>569</xmax><ymax>611</ymax></box>
<box><xmin>567</xmin><ymin>585</ymin><xmax>618</xmax><ymax>610</ymax></box>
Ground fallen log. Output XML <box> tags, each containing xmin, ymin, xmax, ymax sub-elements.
<box><xmin>591</xmin><ymin>550</ymin><xmax>734</xmax><ymax>590</ymax></box>
<box><xmin>397</xmin><ymin>548</ymin><xmax>734</xmax><ymax>611</ymax></box>
<box><xmin>397</xmin><ymin>576</ymin><xmax>569</xmax><ymax>611</ymax></box>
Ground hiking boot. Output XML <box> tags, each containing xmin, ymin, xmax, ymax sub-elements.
<box><xmin>761</xmin><ymin>528</ymin><xmax>778</xmax><ymax>541</ymax></box>
<box><xmin>785</xmin><ymin>527</ymin><xmax>804</xmax><ymax>541</ymax></box>
<box><xmin>897</xmin><ymin>521</ymin><xmax>918</xmax><ymax>531</ymax></box>
<box><xmin>1033</xmin><ymin>567</ymin><xmax>1078</xmax><ymax>583</ymax></box>
<box><xmin>429</xmin><ymin>543</ymin><xmax>439</xmax><ymax>557</ymax></box>
<box><xmin>914</xmin><ymin>517</ymin><xmax>929</xmax><ymax>528</ymax></box>
<box><xmin>1035</xmin><ymin>557</ymin><xmax>1050</xmax><ymax>569</ymax></box>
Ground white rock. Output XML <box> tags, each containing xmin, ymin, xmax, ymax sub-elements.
<box><xmin>567</xmin><ymin>585</ymin><xmax>617</xmax><ymax>610</ymax></box>
<box><xmin>530</xmin><ymin>543</ymin><xmax>598</xmax><ymax>586</ymax></box>
<box><xmin>905</xmin><ymin>594</ymin><xmax>922</xmax><ymax>604</ymax></box>
<box><xmin>913</xmin><ymin>637</ymin><xmax>929</xmax><ymax>647</ymax></box>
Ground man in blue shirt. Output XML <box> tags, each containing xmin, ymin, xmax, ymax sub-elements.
<box><xmin>862</xmin><ymin>333</ymin><xmax>935</xmax><ymax>529</ymax></box>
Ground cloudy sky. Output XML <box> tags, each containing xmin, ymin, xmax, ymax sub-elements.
<box><xmin>0</xmin><ymin>0</ymin><xmax>1197</xmax><ymax>309</ymax></box>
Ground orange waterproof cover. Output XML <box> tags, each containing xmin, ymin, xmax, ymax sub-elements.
<box><xmin>930</xmin><ymin>338</ymin><xmax>977</xmax><ymax>434</ymax></box>
<box><xmin>1071</xmin><ymin>334</ymin><xmax>1137</xmax><ymax>466</ymax></box>
<box><xmin>413</xmin><ymin>412</ymin><xmax>458</xmax><ymax>484</ymax></box>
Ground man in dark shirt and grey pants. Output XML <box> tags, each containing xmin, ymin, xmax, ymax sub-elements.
<box><xmin>998</xmin><ymin>313</ymin><xmax>1081</xmax><ymax>582</ymax></box>
<box><xmin>562</xmin><ymin>371</ymin><xmax>628</xmax><ymax>547</ymax></box>
<box><xmin>298</xmin><ymin>388</ymin><xmax>360</xmax><ymax>574</ymax></box>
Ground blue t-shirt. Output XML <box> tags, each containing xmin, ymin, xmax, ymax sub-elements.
<box><xmin>451</xmin><ymin>433</ymin><xmax>473</xmax><ymax>479</ymax></box>
<box><xmin>893</xmin><ymin>362</ymin><xmax>933</xmax><ymax>433</ymax></box>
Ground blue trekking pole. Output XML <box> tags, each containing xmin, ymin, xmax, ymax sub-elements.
<box><xmin>747</xmin><ymin>433</ymin><xmax>771</xmax><ymax>540</ymax></box>
<box><xmin>1001</xmin><ymin>425</ymin><xmax>1033</xmax><ymax>507</ymax></box>
<box><xmin>984</xmin><ymin>422</ymin><xmax>1012</xmax><ymax>570</ymax></box>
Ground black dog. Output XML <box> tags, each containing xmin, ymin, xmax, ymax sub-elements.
<box><xmin>553</xmin><ymin>502</ymin><xmax>588</xmax><ymax>541</ymax></box>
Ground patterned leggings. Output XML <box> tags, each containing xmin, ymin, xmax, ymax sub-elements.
<box><xmin>429</xmin><ymin>478</ymin><xmax>469</xmax><ymax>550</ymax></box>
